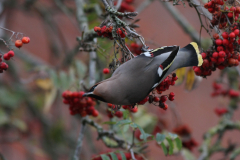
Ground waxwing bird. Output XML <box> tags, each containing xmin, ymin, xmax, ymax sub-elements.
<box><xmin>83</xmin><ymin>42</ymin><xmax>203</xmax><ymax>105</ymax></box>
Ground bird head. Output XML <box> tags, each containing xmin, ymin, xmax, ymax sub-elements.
<box><xmin>83</xmin><ymin>82</ymin><xmax>107</xmax><ymax>102</ymax></box>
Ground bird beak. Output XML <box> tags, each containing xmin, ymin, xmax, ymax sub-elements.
<box><xmin>82</xmin><ymin>92</ymin><xmax>93</xmax><ymax>97</ymax></box>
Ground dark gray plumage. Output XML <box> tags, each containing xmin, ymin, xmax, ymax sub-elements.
<box><xmin>84</xmin><ymin>42</ymin><xmax>203</xmax><ymax>105</ymax></box>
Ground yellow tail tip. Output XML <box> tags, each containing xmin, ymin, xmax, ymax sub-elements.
<box><xmin>190</xmin><ymin>42</ymin><xmax>203</xmax><ymax>66</ymax></box>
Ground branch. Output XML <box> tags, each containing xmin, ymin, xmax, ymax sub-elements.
<box><xmin>72</xmin><ymin>118</ymin><xmax>87</xmax><ymax>160</ymax></box>
<box><xmin>136</xmin><ymin>0</ymin><xmax>155</xmax><ymax>13</ymax></box>
<box><xmin>83</xmin><ymin>117</ymin><xmax>130</xmax><ymax>149</ymax></box>
<box><xmin>75</xmin><ymin>0</ymin><xmax>89</xmax><ymax>32</ymax></box>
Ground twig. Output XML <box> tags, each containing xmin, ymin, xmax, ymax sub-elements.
<box><xmin>130</xmin><ymin>148</ymin><xmax>137</xmax><ymax>160</ymax></box>
<box><xmin>161</xmin><ymin>1</ymin><xmax>200</xmax><ymax>43</ymax></box>
<box><xmin>75</xmin><ymin>0</ymin><xmax>89</xmax><ymax>32</ymax></box>
<box><xmin>72</xmin><ymin>118</ymin><xmax>87</xmax><ymax>160</ymax></box>
<box><xmin>136</xmin><ymin>0</ymin><xmax>155</xmax><ymax>13</ymax></box>
<box><xmin>115</xmin><ymin>0</ymin><xmax>122</xmax><ymax>10</ymax></box>
<box><xmin>82</xmin><ymin>117</ymin><xmax>130</xmax><ymax>149</ymax></box>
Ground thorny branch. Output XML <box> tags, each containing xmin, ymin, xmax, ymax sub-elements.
<box><xmin>82</xmin><ymin>117</ymin><xmax>130</xmax><ymax>149</ymax></box>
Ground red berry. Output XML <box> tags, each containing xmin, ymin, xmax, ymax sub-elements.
<box><xmin>228</xmin><ymin>12</ymin><xmax>233</xmax><ymax>18</ymax></box>
<box><xmin>213</xmin><ymin>33</ymin><xmax>219</xmax><ymax>39</ymax></box>
<box><xmin>168</xmin><ymin>96</ymin><xmax>174</xmax><ymax>101</ymax></box>
<box><xmin>160</xmin><ymin>96</ymin><xmax>167</xmax><ymax>102</ymax></box>
<box><xmin>208</xmin><ymin>8</ymin><xmax>215</xmax><ymax>13</ymax></box>
<box><xmin>163</xmin><ymin>103</ymin><xmax>168</xmax><ymax>110</ymax></box>
<box><xmin>215</xmin><ymin>39</ymin><xmax>222</xmax><ymax>46</ymax></box>
<box><xmin>130</xmin><ymin>106</ymin><xmax>138</xmax><ymax>113</ymax></box>
<box><xmin>8</xmin><ymin>51</ymin><xmax>14</xmax><ymax>57</ymax></box>
<box><xmin>15</xmin><ymin>40</ymin><xmax>23</xmax><ymax>48</ymax></box>
<box><xmin>169</xmin><ymin>92</ymin><xmax>175</xmax><ymax>97</ymax></box>
<box><xmin>122</xmin><ymin>105</ymin><xmax>129</xmax><ymax>109</ymax></box>
<box><xmin>3</xmin><ymin>54</ymin><xmax>10</xmax><ymax>60</ymax></box>
<box><xmin>234</xmin><ymin>29</ymin><xmax>240</xmax><ymax>35</ymax></box>
<box><xmin>218</xmin><ymin>51</ymin><xmax>226</xmax><ymax>58</ymax></box>
<box><xmin>217</xmin><ymin>46</ymin><xmax>224</xmax><ymax>52</ymax></box>
<box><xmin>212</xmin><ymin>52</ymin><xmax>219</xmax><ymax>58</ymax></box>
<box><xmin>101</xmin><ymin>26</ymin><xmax>107</xmax><ymax>34</ymax></box>
<box><xmin>92</xmin><ymin>110</ymin><xmax>99</xmax><ymax>117</ymax></box>
<box><xmin>153</xmin><ymin>97</ymin><xmax>160</xmax><ymax>102</ymax></box>
<box><xmin>217</xmin><ymin>57</ymin><xmax>225</xmax><ymax>63</ymax></box>
<box><xmin>103</xmin><ymin>68</ymin><xmax>110</xmax><ymax>74</ymax></box>
<box><xmin>115</xmin><ymin>111</ymin><xmax>123</xmax><ymax>118</ymax></box>
<box><xmin>0</xmin><ymin>62</ymin><xmax>8</xmax><ymax>70</ymax></box>
<box><xmin>230</xmin><ymin>7</ymin><xmax>236</xmax><ymax>12</ymax></box>
<box><xmin>94</xmin><ymin>26</ymin><xmax>101</xmax><ymax>32</ymax></box>
<box><xmin>222</xmin><ymin>32</ymin><xmax>228</xmax><ymax>39</ymax></box>
<box><xmin>202</xmin><ymin>59</ymin><xmax>210</xmax><ymax>69</ymax></box>
<box><xmin>223</xmin><ymin>39</ymin><xmax>229</xmax><ymax>46</ymax></box>
<box><xmin>22</xmin><ymin>37</ymin><xmax>30</xmax><ymax>44</ymax></box>
<box><xmin>201</xmin><ymin>52</ymin><xmax>207</xmax><ymax>59</ymax></box>
<box><xmin>229</xmin><ymin>32</ymin><xmax>236</xmax><ymax>38</ymax></box>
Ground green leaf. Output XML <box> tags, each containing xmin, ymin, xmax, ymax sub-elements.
<box><xmin>135</xmin><ymin>123</ymin><xmax>147</xmax><ymax>141</ymax></box>
<box><xmin>115</xmin><ymin>119</ymin><xmax>132</xmax><ymax>126</ymax></box>
<box><xmin>69</xmin><ymin>67</ymin><xmax>76</xmax><ymax>85</ymax></box>
<box><xmin>120</xmin><ymin>151</ymin><xmax>127</xmax><ymax>160</ymax></box>
<box><xmin>156</xmin><ymin>133</ymin><xmax>166</xmax><ymax>143</ymax></box>
<box><xmin>168</xmin><ymin>132</ymin><xmax>178</xmax><ymax>140</ymax></box>
<box><xmin>103</xmin><ymin>121</ymin><xmax>117</xmax><ymax>125</ymax></box>
<box><xmin>140</xmin><ymin>133</ymin><xmax>152</xmax><ymax>140</ymax></box>
<box><xmin>103</xmin><ymin>137</ymin><xmax>118</xmax><ymax>147</ymax></box>
<box><xmin>12</xmin><ymin>119</ymin><xmax>27</xmax><ymax>132</ymax></box>
<box><xmin>59</xmin><ymin>71</ymin><xmax>69</xmax><ymax>89</ymax></box>
<box><xmin>122</xmin><ymin>124</ymin><xmax>130</xmax><ymax>133</ymax></box>
<box><xmin>181</xmin><ymin>149</ymin><xmax>197</xmax><ymax>160</ymax></box>
<box><xmin>166</xmin><ymin>138</ymin><xmax>174</xmax><ymax>155</ymax></box>
<box><xmin>123</xmin><ymin>110</ymin><xmax>130</xmax><ymax>119</ymax></box>
<box><xmin>130</xmin><ymin>123</ymin><xmax>138</xmax><ymax>129</ymax></box>
<box><xmin>161</xmin><ymin>143</ymin><xmax>168</xmax><ymax>156</ymax></box>
<box><xmin>0</xmin><ymin>109</ymin><xmax>8</xmax><ymax>126</ymax></box>
<box><xmin>49</xmin><ymin>69</ymin><xmax>60</xmax><ymax>88</ymax></box>
<box><xmin>100</xmin><ymin>154</ymin><xmax>110</xmax><ymax>160</ymax></box>
<box><xmin>175</xmin><ymin>137</ymin><xmax>182</xmax><ymax>150</ymax></box>
<box><xmin>109</xmin><ymin>152</ymin><xmax>118</xmax><ymax>160</ymax></box>
<box><xmin>75</xmin><ymin>60</ymin><xmax>87</xmax><ymax>79</ymax></box>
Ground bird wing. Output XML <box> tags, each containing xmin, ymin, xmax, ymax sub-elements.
<box><xmin>150</xmin><ymin>46</ymin><xmax>180</xmax><ymax>90</ymax></box>
<box><xmin>142</xmin><ymin>45</ymin><xmax>178</xmax><ymax>57</ymax></box>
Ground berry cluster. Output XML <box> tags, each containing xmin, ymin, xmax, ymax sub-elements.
<box><xmin>94</xmin><ymin>26</ymin><xmax>127</xmax><ymax>39</ymax></box>
<box><xmin>155</xmin><ymin>73</ymin><xmax>178</xmax><ymax>93</ymax></box>
<box><xmin>0</xmin><ymin>36</ymin><xmax>30</xmax><ymax>74</ymax></box>
<box><xmin>128</xmin><ymin>42</ymin><xmax>142</xmax><ymax>55</ymax></box>
<box><xmin>194</xmin><ymin>2</ymin><xmax>240</xmax><ymax>77</ymax></box>
<box><xmin>62</xmin><ymin>90</ymin><xmax>99</xmax><ymax>117</ymax></box>
<box><xmin>211</xmin><ymin>82</ymin><xmax>239</xmax><ymax>98</ymax></box>
<box><xmin>107</xmin><ymin>103</ymin><xmax>123</xmax><ymax>118</ymax></box>
<box><xmin>214</xmin><ymin>107</ymin><xmax>228</xmax><ymax>116</ymax></box>
<box><xmin>0</xmin><ymin>54</ymin><xmax>8</xmax><ymax>73</ymax></box>
<box><xmin>173</xmin><ymin>125</ymin><xmax>198</xmax><ymax>151</ymax></box>
<box><xmin>15</xmin><ymin>36</ymin><xmax>30</xmax><ymax>48</ymax></box>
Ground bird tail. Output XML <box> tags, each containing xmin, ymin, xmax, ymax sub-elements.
<box><xmin>175</xmin><ymin>42</ymin><xmax>203</xmax><ymax>69</ymax></box>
